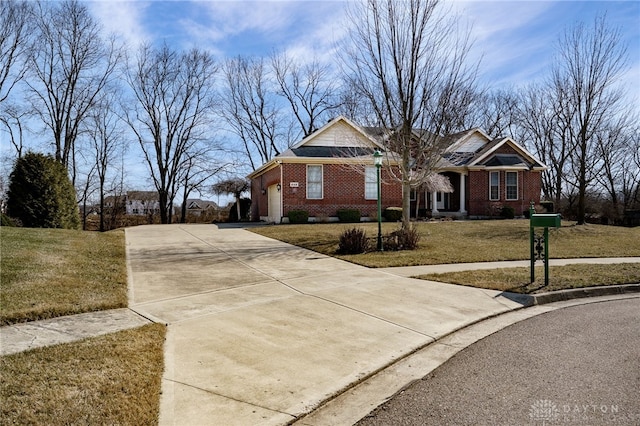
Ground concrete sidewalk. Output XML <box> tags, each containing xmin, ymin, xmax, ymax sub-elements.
<box><xmin>0</xmin><ymin>308</ymin><xmax>151</xmax><ymax>356</ymax></box>
<box><xmin>124</xmin><ymin>224</ymin><xmax>526</xmax><ymax>425</ymax></box>
<box><xmin>380</xmin><ymin>257</ymin><xmax>640</xmax><ymax>277</ymax></box>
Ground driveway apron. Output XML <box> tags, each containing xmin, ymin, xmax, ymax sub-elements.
<box><xmin>126</xmin><ymin>224</ymin><xmax>524</xmax><ymax>426</ymax></box>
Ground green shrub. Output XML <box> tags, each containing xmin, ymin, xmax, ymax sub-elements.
<box><xmin>384</xmin><ymin>226</ymin><xmax>421</xmax><ymax>251</ymax></box>
<box><xmin>229</xmin><ymin>198</ymin><xmax>252</xmax><ymax>222</ymax></box>
<box><xmin>337</xmin><ymin>209</ymin><xmax>361</xmax><ymax>223</ymax></box>
<box><xmin>500</xmin><ymin>206</ymin><xmax>515</xmax><ymax>219</ymax></box>
<box><xmin>337</xmin><ymin>227</ymin><xmax>369</xmax><ymax>254</ymax></box>
<box><xmin>383</xmin><ymin>207</ymin><xmax>402</xmax><ymax>221</ymax></box>
<box><xmin>288</xmin><ymin>210</ymin><xmax>309</xmax><ymax>224</ymax></box>
<box><xmin>6</xmin><ymin>152</ymin><xmax>79</xmax><ymax>229</ymax></box>
<box><xmin>1</xmin><ymin>213</ymin><xmax>16</xmax><ymax>227</ymax></box>
<box><xmin>540</xmin><ymin>201</ymin><xmax>554</xmax><ymax>212</ymax></box>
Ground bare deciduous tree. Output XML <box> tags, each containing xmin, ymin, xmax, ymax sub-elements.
<box><xmin>0</xmin><ymin>104</ymin><xmax>28</xmax><ymax>157</ymax></box>
<box><xmin>26</xmin><ymin>0</ymin><xmax>120</xmax><ymax>180</ymax></box>
<box><xmin>516</xmin><ymin>83</ymin><xmax>572</xmax><ymax>209</ymax></box>
<box><xmin>220</xmin><ymin>56</ymin><xmax>291</xmax><ymax>170</ymax></box>
<box><xmin>85</xmin><ymin>90</ymin><xmax>126</xmax><ymax>231</ymax></box>
<box><xmin>125</xmin><ymin>43</ymin><xmax>218</xmax><ymax>224</ymax></box>
<box><xmin>473</xmin><ymin>88</ymin><xmax>518</xmax><ymax>138</ymax></box>
<box><xmin>271</xmin><ymin>52</ymin><xmax>338</xmax><ymax>138</ymax></box>
<box><xmin>212</xmin><ymin>177</ymin><xmax>250</xmax><ymax>221</ymax></box>
<box><xmin>551</xmin><ymin>15</ymin><xmax>629</xmax><ymax>224</ymax></box>
<box><xmin>0</xmin><ymin>0</ymin><xmax>33</xmax><ymax>161</ymax></box>
<box><xmin>341</xmin><ymin>0</ymin><xmax>479</xmax><ymax>228</ymax></box>
<box><xmin>177</xmin><ymin>147</ymin><xmax>228</xmax><ymax>224</ymax></box>
<box><xmin>0</xmin><ymin>0</ymin><xmax>32</xmax><ymax>104</ymax></box>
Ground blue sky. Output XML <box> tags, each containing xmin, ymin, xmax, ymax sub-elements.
<box><xmin>78</xmin><ymin>0</ymin><xmax>640</xmax><ymax>193</ymax></box>
<box><xmin>87</xmin><ymin>0</ymin><xmax>640</xmax><ymax>98</ymax></box>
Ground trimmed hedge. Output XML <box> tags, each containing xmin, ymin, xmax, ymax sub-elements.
<box><xmin>288</xmin><ymin>210</ymin><xmax>309</xmax><ymax>224</ymax></box>
<box><xmin>337</xmin><ymin>209</ymin><xmax>361</xmax><ymax>223</ymax></box>
<box><xmin>500</xmin><ymin>206</ymin><xmax>515</xmax><ymax>219</ymax></box>
<box><xmin>383</xmin><ymin>207</ymin><xmax>402</xmax><ymax>221</ymax></box>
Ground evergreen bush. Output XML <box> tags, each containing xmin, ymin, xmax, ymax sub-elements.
<box><xmin>287</xmin><ymin>210</ymin><xmax>309</xmax><ymax>224</ymax></box>
<box><xmin>500</xmin><ymin>206</ymin><xmax>515</xmax><ymax>219</ymax></box>
<box><xmin>337</xmin><ymin>209</ymin><xmax>361</xmax><ymax>223</ymax></box>
<box><xmin>383</xmin><ymin>207</ymin><xmax>403</xmax><ymax>221</ymax></box>
<box><xmin>6</xmin><ymin>152</ymin><xmax>80</xmax><ymax>229</ymax></box>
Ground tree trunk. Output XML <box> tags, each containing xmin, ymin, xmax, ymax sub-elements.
<box><xmin>159</xmin><ymin>191</ymin><xmax>169</xmax><ymax>224</ymax></box>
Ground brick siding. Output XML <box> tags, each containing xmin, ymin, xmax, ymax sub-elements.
<box><xmin>468</xmin><ymin>170</ymin><xmax>542</xmax><ymax>216</ymax></box>
<box><xmin>281</xmin><ymin>163</ymin><xmax>403</xmax><ymax>218</ymax></box>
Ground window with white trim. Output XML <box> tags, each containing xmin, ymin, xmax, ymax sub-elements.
<box><xmin>365</xmin><ymin>166</ymin><xmax>377</xmax><ymax>200</ymax></box>
<box><xmin>306</xmin><ymin>165</ymin><xmax>323</xmax><ymax>199</ymax></box>
<box><xmin>489</xmin><ymin>171</ymin><xmax>500</xmax><ymax>201</ymax></box>
<box><xmin>506</xmin><ymin>171</ymin><xmax>518</xmax><ymax>200</ymax></box>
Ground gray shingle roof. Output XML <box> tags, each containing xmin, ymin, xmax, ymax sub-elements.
<box><xmin>482</xmin><ymin>154</ymin><xmax>530</xmax><ymax>167</ymax></box>
<box><xmin>282</xmin><ymin>146</ymin><xmax>378</xmax><ymax>158</ymax></box>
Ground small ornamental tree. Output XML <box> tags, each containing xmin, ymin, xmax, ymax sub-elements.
<box><xmin>212</xmin><ymin>178</ymin><xmax>250</xmax><ymax>222</ymax></box>
<box><xmin>6</xmin><ymin>152</ymin><xmax>80</xmax><ymax>229</ymax></box>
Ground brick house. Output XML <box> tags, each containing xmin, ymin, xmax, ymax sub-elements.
<box><xmin>248</xmin><ymin>116</ymin><xmax>545</xmax><ymax>223</ymax></box>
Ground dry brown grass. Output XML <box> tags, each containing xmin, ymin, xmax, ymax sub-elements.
<box><xmin>0</xmin><ymin>323</ymin><xmax>165</xmax><ymax>426</ymax></box>
<box><xmin>417</xmin><ymin>263</ymin><xmax>640</xmax><ymax>294</ymax></box>
<box><xmin>0</xmin><ymin>227</ymin><xmax>127</xmax><ymax>325</ymax></box>
<box><xmin>251</xmin><ymin>220</ymin><xmax>640</xmax><ymax>268</ymax></box>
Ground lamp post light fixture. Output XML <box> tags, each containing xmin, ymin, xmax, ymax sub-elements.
<box><xmin>373</xmin><ymin>149</ymin><xmax>383</xmax><ymax>251</ymax></box>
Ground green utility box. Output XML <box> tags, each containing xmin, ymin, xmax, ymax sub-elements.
<box><xmin>530</xmin><ymin>213</ymin><xmax>561</xmax><ymax>229</ymax></box>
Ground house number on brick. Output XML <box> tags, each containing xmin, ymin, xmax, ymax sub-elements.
<box><xmin>289</xmin><ymin>182</ymin><xmax>299</xmax><ymax>188</ymax></box>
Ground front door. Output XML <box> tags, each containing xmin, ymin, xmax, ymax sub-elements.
<box><xmin>267</xmin><ymin>184</ymin><xmax>281</xmax><ymax>224</ymax></box>
<box><xmin>436</xmin><ymin>192</ymin><xmax>449</xmax><ymax>210</ymax></box>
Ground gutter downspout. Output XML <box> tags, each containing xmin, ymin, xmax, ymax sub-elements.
<box><xmin>278</xmin><ymin>161</ymin><xmax>283</xmax><ymax>224</ymax></box>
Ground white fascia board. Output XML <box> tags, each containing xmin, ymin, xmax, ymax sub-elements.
<box><xmin>247</xmin><ymin>160</ymin><xmax>279</xmax><ymax>179</ymax></box>
<box><xmin>281</xmin><ymin>156</ymin><xmax>400</xmax><ymax>166</ymax></box>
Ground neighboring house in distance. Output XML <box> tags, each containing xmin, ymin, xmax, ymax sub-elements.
<box><xmin>103</xmin><ymin>195</ymin><xmax>126</xmax><ymax>215</ymax></box>
<box><xmin>248</xmin><ymin>116</ymin><xmax>546</xmax><ymax>223</ymax></box>
<box><xmin>184</xmin><ymin>199</ymin><xmax>219</xmax><ymax>216</ymax></box>
<box><xmin>125</xmin><ymin>191</ymin><xmax>160</xmax><ymax>216</ymax></box>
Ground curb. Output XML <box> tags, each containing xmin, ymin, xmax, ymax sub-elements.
<box><xmin>292</xmin><ymin>286</ymin><xmax>640</xmax><ymax>426</ymax></box>
<box><xmin>502</xmin><ymin>283</ymin><xmax>640</xmax><ymax>307</ymax></box>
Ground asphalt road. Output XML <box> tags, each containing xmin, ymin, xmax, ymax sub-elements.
<box><xmin>357</xmin><ymin>297</ymin><xmax>640</xmax><ymax>426</ymax></box>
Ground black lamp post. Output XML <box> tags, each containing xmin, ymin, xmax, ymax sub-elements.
<box><xmin>374</xmin><ymin>149</ymin><xmax>383</xmax><ymax>251</ymax></box>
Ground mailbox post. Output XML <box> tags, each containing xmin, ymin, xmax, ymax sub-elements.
<box><xmin>529</xmin><ymin>203</ymin><xmax>561</xmax><ymax>286</ymax></box>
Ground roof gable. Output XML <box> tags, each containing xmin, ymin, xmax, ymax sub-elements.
<box><xmin>444</xmin><ymin>128</ymin><xmax>492</xmax><ymax>153</ymax></box>
<box><xmin>292</xmin><ymin>116</ymin><xmax>382</xmax><ymax>150</ymax></box>
<box><xmin>469</xmin><ymin>137</ymin><xmax>546</xmax><ymax>169</ymax></box>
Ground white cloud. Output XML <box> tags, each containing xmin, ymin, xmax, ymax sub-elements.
<box><xmin>86</xmin><ymin>1</ymin><xmax>151</xmax><ymax>48</ymax></box>
<box><xmin>196</xmin><ymin>1</ymin><xmax>300</xmax><ymax>41</ymax></box>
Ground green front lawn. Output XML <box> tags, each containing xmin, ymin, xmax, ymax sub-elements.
<box><xmin>0</xmin><ymin>227</ymin><xmax>128</xmax><ymax>325</ymax></box>
<box><xmin>251</xmin><ymin>220</ymin><xmax>640</xmax><ymax>268</ymax></box>
<box><xmin>418</xmin><ymin>263</ymin><xmax>640</xmax><ymax>294</ymax></box>
<box><xmin>0</xmin><ymin>324</ymin><xmax>165</xmax><ymax>425</ymax></box>
<box><xmin>1</xmin><ymin>226</ymin><xmax>165</xmax><ymax>425</ymax></box>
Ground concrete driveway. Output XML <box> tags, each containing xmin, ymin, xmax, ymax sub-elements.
<box><xmin>126</xmin><ymin>224</ymin><xmax>525</xmax><ymax>425</ymax></box>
